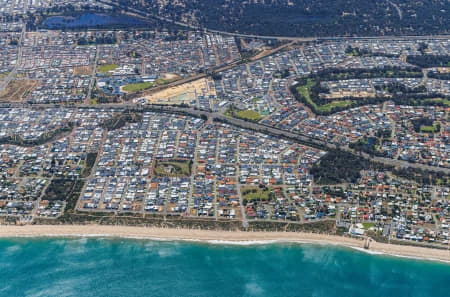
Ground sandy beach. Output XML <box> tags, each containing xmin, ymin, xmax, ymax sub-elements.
<box><xmin>1</xmin><ymin>225</ymin><xmax>449</xmax><ymax>263</ymax></box>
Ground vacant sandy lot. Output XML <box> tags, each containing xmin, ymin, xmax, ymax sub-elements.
<box><xmin>0</xmin><ymin>80</ymin><xmax>37</xmax><ymax>101</ymax></box>
<box><xmin>73</xmin><ymin>66</ymin><xmax>93</xmax><ymax>76</ymax></box>
<box><xmin>143</xmin><ymin>78</ymin><xmax>216</xmax><ymax>105</ymax></box>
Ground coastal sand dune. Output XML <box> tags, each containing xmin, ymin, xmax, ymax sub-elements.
<box><xmin>1</xmin><ymin>225</ymin><xmax>449</xmax><ymax>262</ymax></box>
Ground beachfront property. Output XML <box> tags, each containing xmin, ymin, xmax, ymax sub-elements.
<box><xmin>0</xmin><ymin>106</ymin><xmax>448</xmax><ymax>247</ymax></box>
<box><xmin>0</xmin><ymin>107</ymin><xmax>319</xmax><ymax>221</ymax></box>
<box><xmin>76</xmin><ymin>111</ymin><xmax>324</xmax><ymax>221</ymax></box>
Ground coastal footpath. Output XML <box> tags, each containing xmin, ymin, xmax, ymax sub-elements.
<box><xmin>1</xmin><ymin>225</ymin><xmax>450</xmax><ymax>263</ymax></box>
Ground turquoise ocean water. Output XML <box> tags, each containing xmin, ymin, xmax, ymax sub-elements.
<box><xmin>1</xmin><ymin>237</ymin><xmax>449</xmax><ymax>297</ymax></box>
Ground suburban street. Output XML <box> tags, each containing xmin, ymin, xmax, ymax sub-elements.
<box><xmin>2</xmin><ymin>101</ymin><xmax>448</xmax><ymax>174</ymax></box>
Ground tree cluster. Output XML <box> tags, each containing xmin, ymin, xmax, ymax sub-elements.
<box><xmin>309</xmin><ymin>149</ymin><xmax>390</xmax><ymax>185</ymax></box>
<box><xmin>406</xmin><ymin>55</ymin><xmax>450</xmax><ymax>68</ymax></box>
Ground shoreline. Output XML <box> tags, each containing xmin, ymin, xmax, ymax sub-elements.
<box><xmin>1</xmin><ymin>225</ymin><xmax>450</xmax><ymax>263</ymax></box>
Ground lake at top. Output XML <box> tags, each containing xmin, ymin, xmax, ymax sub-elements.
<box><xmin>43</xmin><ymin>14</ymin><xmax>145</xmax><ymax>28</ymax></box>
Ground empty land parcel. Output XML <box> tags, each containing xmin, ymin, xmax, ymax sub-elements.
<box><xmin>0</xmin><ymin>80</ymin><xmax>36</xmax><ymax>101</ymax></box>
<box><xmin>142</xmin><ymin>78</ymin><xmax>216</xmax><ymax>105</ymax></box>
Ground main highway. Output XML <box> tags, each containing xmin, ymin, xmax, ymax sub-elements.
<box><xmin>125</xmin><ymin>40</ymin><xmax>295</xmax><ymax>99</ymax></box>
<box><xmin>2</xmin><ymin>101</ymin><xmax>449</xmax><ymax>175</ymax></box>
<box><xmin>2</xmin><ymin>5</ymin><xmax>449</xmax><ymax>174</ymax></box>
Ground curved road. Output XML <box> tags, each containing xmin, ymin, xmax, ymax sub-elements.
<box><xmin>2</xmin><ymin>102</ymin><xmax>448</xmax><ymax>174</ymax></box>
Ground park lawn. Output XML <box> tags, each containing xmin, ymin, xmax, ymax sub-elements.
<box><xmin>297</xmin><ymin>79</ymin><xmax>320</xmax><ymax>109</ymax></box>
<box><xmin>424</xmin><ymin>98</ymin><xmax>450</xmax><ymax>106</ymax></box>
<box><xmin>420</xmin><ymin>122</ymin><xmax>440</xmax><ymax>133</ymax></box>
<box><xmin>346</xmin><ymin>50</ymin><xmax>359</xmax><ymax>56</ymax></box>
<box><xmin>97</xmin><ymin>64</ymin><xmax>119</xmax><ymax>73</ymax></box>
<box><xmin>420</xmin><ymin>126</ymin><xmax>435</xmax><ymax>132</ymax></box>
<box><xmin>241</xmin><ymin>186</ymin><xmax>273</xmax><ymax>202</ymax></box>
<box><xmin>155</xmin><ymin>78</ymin><xmax>172</xmax><ymax>85</ymax></box>
<box><xmin>122</xmin><ymin>82</ymin><xmax>154</xmax><ymax>92</ymax></box>
<box><xmin>153</xmin><ymin>159</ymin><xmax>192</xmax><ymax>177</ymax></box>
<box><xmin>236</xmin><ymin>110</ymin><xmax>263</xmax><ymax>121</ymax></box>
<box><xmin>298</xmin><ymin>79</ymin><xmax>355</xmax><ymax>113</ymax></box>
<box><xmin>122</xmin><ymin>78</ymin><xmax>176</xmax><ymax>93</ymax></box>
<box><xmin>224</xmin><ymin>110</ymin><xmax>233</xmax><ymax>117</ymax></box>
<box><xmin>437</xmin><ymin>178</ymin><xmax>450</xmax><ymax>186</ymax></box>
<box><xmin>362</xmin><ymin>222</ymin><xmax>376</xmax><ymax>229</ymax></box>
<box><xmin>317</xmin><ymin>100</ymin><xmax>353</xmax><ymax>113</ymax></box>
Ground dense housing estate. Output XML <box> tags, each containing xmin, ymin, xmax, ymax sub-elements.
<box><xmin>0</xmin><ymin>3</ymin><xmax>448</xmax><ymax>249</ymax></box>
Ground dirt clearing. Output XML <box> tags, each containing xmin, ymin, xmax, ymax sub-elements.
<box><xmin>0</xmin><ymin>80</ymin><xmax>37</xmax><ymax>101</ymax></box>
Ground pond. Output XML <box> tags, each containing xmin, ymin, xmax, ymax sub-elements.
<box><xmin>43</xmin><ymin>13</ymin><xmax>145</xmax><ymax>28</ymax></box>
